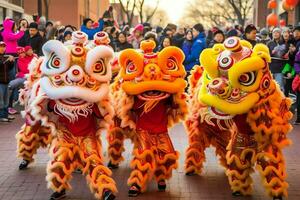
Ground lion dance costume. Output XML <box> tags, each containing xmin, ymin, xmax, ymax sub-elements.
<box><xmin>25</xmin><ymin>31</ymin><xmax>117</xmax><ymax>200</ymax></box>
<box><xmin>108</xmin><ymin>40</ymin><xmax>187</xmax><ymax>196</ymax></box>
<box><xmin>16</xmin><ymin>56</ymin><xmax>52</xmax><ymax>170</ymax></box>
<box><xmin>185</xmin><ymin>37</ymin><xmax>293</xmax><ymax>200</ymax></box>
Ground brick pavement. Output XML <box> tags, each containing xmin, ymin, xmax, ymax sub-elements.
<box><xmin>0</xmin><ymin>115</ymin><xmax>299</xmax><ymax>200</ymax></box>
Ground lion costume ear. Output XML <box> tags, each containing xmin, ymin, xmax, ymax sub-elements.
<box><xmin>41</xmin><ymin>40</ymin><xmax>71</xmax><ymax>75</ymax></box>
<box><xmin>200</xmin><ymin>44</ymin><xmax>223</xmax><ymax>78</ymax></box>
<box><xmin>158</xmin><ymin>46</ymin><xmax>186</xmax><ymax>77</ymax></box>
<box><xmin>252</xmin><ymin>44</ymin><xmax>271</xmax><ymax>63</ymax></box>
<box><xmin>119</xmin><ymin>49</ymin><xmax>144</xmax><ymax>80</ymax></box>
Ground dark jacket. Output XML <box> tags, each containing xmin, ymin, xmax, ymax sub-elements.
<box><xmin>181</xmin><ymin>39</ymin><xmax>193</xmax><ymax>60</ymax></box>
<box><xmin>18</xmin><ymin>31</ymin><xmax>44</xmax><ymax>56</ymax></box>
<box><xmin>0</xmin><ymin>54</ymin><xmax>15</xmax><ymax>84</ymax></box>
<box><xmin>242</xmin><ymin>34</ymin><xmax>257</xmax><ymax>47</ymax></box>
<box><xmin>208</xmin><ymin>40</ymin><xmax>222</xmax><ymax>48</ymax></box>
<box><xmin>116</xmin><ymin>42</ymin><xmax>133</xmax><ymax>52</ymax></box>
<box><xmin>267</xmin><ymin>39</ymin><xmax>288</xmax><ymax>74</ymax></box>
<box><xmin>184</xmin><ymin>32</ymin><xmax>206</xmax><ymax>71</ymax></box>
<box><xmin>172</xmin><ymin>33</ymin><xmax>185</xmax><ymax>48</ymax></box>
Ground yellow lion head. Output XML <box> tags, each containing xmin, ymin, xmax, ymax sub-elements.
<box><xmin>118</xmin><ymin>40</ymin><xmax>186</xmax><ymax>100</ymax></box>
<box><xmin>199</xmin><ymin>37</ymin><xmax>273</xmax><ymax>118</ymax></box>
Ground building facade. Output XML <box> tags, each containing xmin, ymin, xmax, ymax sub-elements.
<box><xmin>0</xmin><ymin>0</ymin><xmax>23</xmax><ymax>22</ymax></box>
<box><xmin>253</xmin><ymin>0</ymin><xmax>300</xmax><ymax>28</ymax></box>
<box><xmin>23</xmin><ymin>0</ymin><xmax>110</xmax><ymax>28</ymax></box>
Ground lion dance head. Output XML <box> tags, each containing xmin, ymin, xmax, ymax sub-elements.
<box><xmin>198</xmin><ymin>37</ymin><xmax>278</xmax><ymax>119</ymax></box>
<box><xmin>113</xmin><ymin>40</ymin><xmax>188</xmax><ymax>129</ymax></box>
<box><xmin>28</xmin><ymin>31</ymin><xmax>114</xmax><ymax>130</ymax></box>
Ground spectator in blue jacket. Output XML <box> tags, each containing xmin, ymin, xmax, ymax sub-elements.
<box><xmin>184</xmin><ymin>23</ymin><xmax>206</xmax><ymax>72</ymax></box>
<box><xmin>181</xmin><ymin>29</ymin><xmax>193</xmax><ymax>61</ymax></box>
<box><xmin>80</xmin><ymin>18</ymin><xmax>104</xmax><ymax>40</ymax></box>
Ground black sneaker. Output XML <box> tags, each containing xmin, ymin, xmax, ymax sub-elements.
<box><xmin>0</xmin><ymin>118</ymin><xmax>10</xmax><ymax>123</ymax></box>
<box><xmin>103</xmin><ymin>190</ymin><xmax>116</xmax><ymax>200</ymax></box>
<box><xmin>8</xmin><ymin>116</ymin><xmax>15</xmax><ymax>121</ymax></box>
<box><xmin>294</xmin><ymin>119</ymin><xmax>300</xmax><ymax>125</ymax></box>
<box><xmin>185</xmin><ymin>170</ymin><xmax>196</xmax><ymax>176</ymax></box>
<box><xmin>232</xmin><ymin>191</ymin><xmax>242</xmax><ymax>197</ymax></box>
<box><xmin>157</xmin><ymin>180</ymin><xmax>166</xmax><ymax>191</ymax></box>
<box><xmin>49</xmin><ymin>189</ymin><xmax>66</xmax><ymax>200</ymax></box>
<box><xmin>107</xmin><ymin>161</ymin><xmax>119</xmax><ymax>169</ymax></box>
<box><xmin>73</xmin><ymin>169</ymin><xmax>82</xmax><ymax>174</ymax></box>
<box><xmin>128</xmin><ymin>184</ymin><xmax>141</xmax><ymax>197</ymax></box>
<box><xmin>273</xmin><ymin>196</ymin><xmax>282</xmax><ymax>200</ymax></box>
<box><xmin>19</xmin><ymin>160</ymin><xmax>29</xmax><ymax>170</ymax></box>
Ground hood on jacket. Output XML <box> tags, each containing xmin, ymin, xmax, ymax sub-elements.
<box><xmin>3</xmin><ymin>19</ymin><xmax>15</xmax><ymax>32</ymax></box>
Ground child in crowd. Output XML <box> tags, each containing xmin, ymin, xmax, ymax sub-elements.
<box><xmin>0</xmin><ymin>42</ymin><xmax>15</xmax><ymax>122</ymax></box>
<box><xmin>8</xmin><ymin>46</ymin><xmax>36</xmax><ymax>115</ymax></box>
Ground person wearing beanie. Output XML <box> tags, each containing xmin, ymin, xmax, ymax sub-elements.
<box><xmin>267</xmin><ymin>27</ymin><xmax>287</xmax><ymax>93</ymax></box>
<box><xmin>8</xmin><ymin>45</ymin><xmax>34</xmax><ymax>98</ymax></box>
<box><xmin>183</xmin><ymin>23</ymin><xmax>206</xmax><ymax>73</ymax></box>
<box><xmin>128</xmin><ymin>24</ymin><xmax>144</xmax><ymax>49</ymax></box>
<box><xmin>226</xmin><ymin>28</ymin><xmax>240</xmax><ymax>37</ymax></box>
<box><xmin>259</xmin><ymin>28</ymin><xmax>270</xmax><ymax>44</ymax></box>
<box><xmin>208</xmin><ymin>30</ymin><xmax>225</xmax><ymax>48</ymax></box>
<box><xmin>80</xmin><ymin>17</ymin><xmax>104</xmax><ymax>40</ymax></box>
<box><xmin>242</xmin><ymin>24</ymin><xmax>257</xmax><ymax>47</ymax></box>
<box><xmin>18</xmin><ymin>22</ymin><xmax>43</xmax><ymax>56</ymax></box>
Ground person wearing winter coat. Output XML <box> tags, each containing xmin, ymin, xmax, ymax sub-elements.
<box><xmin>8</xmin><ymin>46</ymin><xmax>35</xmax><ymax>90</ymax></box>
<box><xmin>128</xmin><ymin>24</ymin><xmax>144</xmax><ymax>49</ymax></box>
<box><xmin>80</xmin><ymin>18</ymin><xmax>104</xmax><ymax>40</ymax></box>
<box><xmin>0</xmin><ymin>42</ymin><xmax>15</xmax><ymax>122</ymax></box>
<box><xmin>18</xmin><ymin>22</ymin><xmax>44</xmax><ymax>56</ymax></box>
<box><xmin>242</xmin><ymin>24</ymin><xmax>257</xmax><ymax>47</ymax></box>
<box><xmin>208</xmin><ymin>30</ymin><xmax>225</xmax><ymax>48</ymax></box>
<box><xmin>184</xmin><ymin>23</ymin><xmax>206</xmax><ymax>72</ymax></box>
<box><xmin>267</xmin><ymin>28</ymin><xmax>288</xmax><ymax>92</ymax></box>
<box><xmin>181</xmin><ymin>29</ymin><xmax>193</xmax><ymax>64</ymax></box>
<box><xmin>115</xmin><ymin>32</ymin><xmax>133</xmax><ymax>52</ymax></box>
<box><xmin>1</xmin><ymin>18</ymin><xmax>25</xmax><ymax>55</ymax></box>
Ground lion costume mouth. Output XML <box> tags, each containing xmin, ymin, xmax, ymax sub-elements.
<box><xmin>122</xmin><ymin>78</ymin><xmax>186</xmax><ymax>96</ymax></box>
<box><xmin>137</xmin><ymin>90</ymin><xmax>170</xmax><ymax>101</ymax></box>
<box><xmin>40</xmin><ymin>77</ymin><xmax>109</xmax><ymax>103</ymax></box>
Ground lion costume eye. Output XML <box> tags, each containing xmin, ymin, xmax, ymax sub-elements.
<box><xmin>41</xmin><ymin>40</ymin><xmax>70</xmax><ymax>75</ymax></box>
<box><xmin>93</xmin><ymin>59</ymin><xmax>106</xmax><ymax>75</ymax></box>
<box><xmin>48</xmin><ymin>53</ymin><xmax>61</xmax><ymax>69</ymax></box>
<box><xmin>239</xmin><ymin>71</ymin><xmax>256</xmax><ymax>86</ymax></box>
<box><xmin>126</xmin><ymin>61</ymin><xmax>137</xmax><ymax>74</ymax></box>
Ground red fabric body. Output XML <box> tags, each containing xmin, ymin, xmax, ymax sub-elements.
<box><xmin>133</xmin><ymin>98</ymin><xmax>168</xmax><ymax>134</ymax></box>
<box><xmin>49</xmin><ymin>101</ymin><xmax>101</xmax><ymax>137</ymax></box>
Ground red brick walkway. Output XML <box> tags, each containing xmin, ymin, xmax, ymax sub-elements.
<box><xmin>0</xmin><ymin>115</ymin><xmax>299</xmax><ymax>200</ymax></box>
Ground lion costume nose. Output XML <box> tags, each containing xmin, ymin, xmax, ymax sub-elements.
<box><xmin>67</xmin><ymin>65</ymin><xmax>84</xmax><ymax>82</ymax></box>
<box><xmin>208</xmin><ymin>78</ymin><xmax>230</xmax><ymax>98</ymax></box>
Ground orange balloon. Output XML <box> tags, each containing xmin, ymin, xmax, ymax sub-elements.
<box><xmin>280</xmin><ymin>19</ymin><xmax>286</xmax><ymax>27</ymax></box>
<box><xmin>283</xmin><ymin>0</ymin><xmax>294</xmax><ymax>11</ymax></box>
<box><xmin>266</xmin><ymin>13</ymin><xmax>278</xmax><ymax>26</ymax></box>
<box><xmin>286</xmin><ymin>0</ymin><xmax>299</xmax><ymax>7</ymax></box>
<box><xmin>268</xmin><ymin>0</ymin><xmax>277</xmax><ymax>9</ymax></box>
